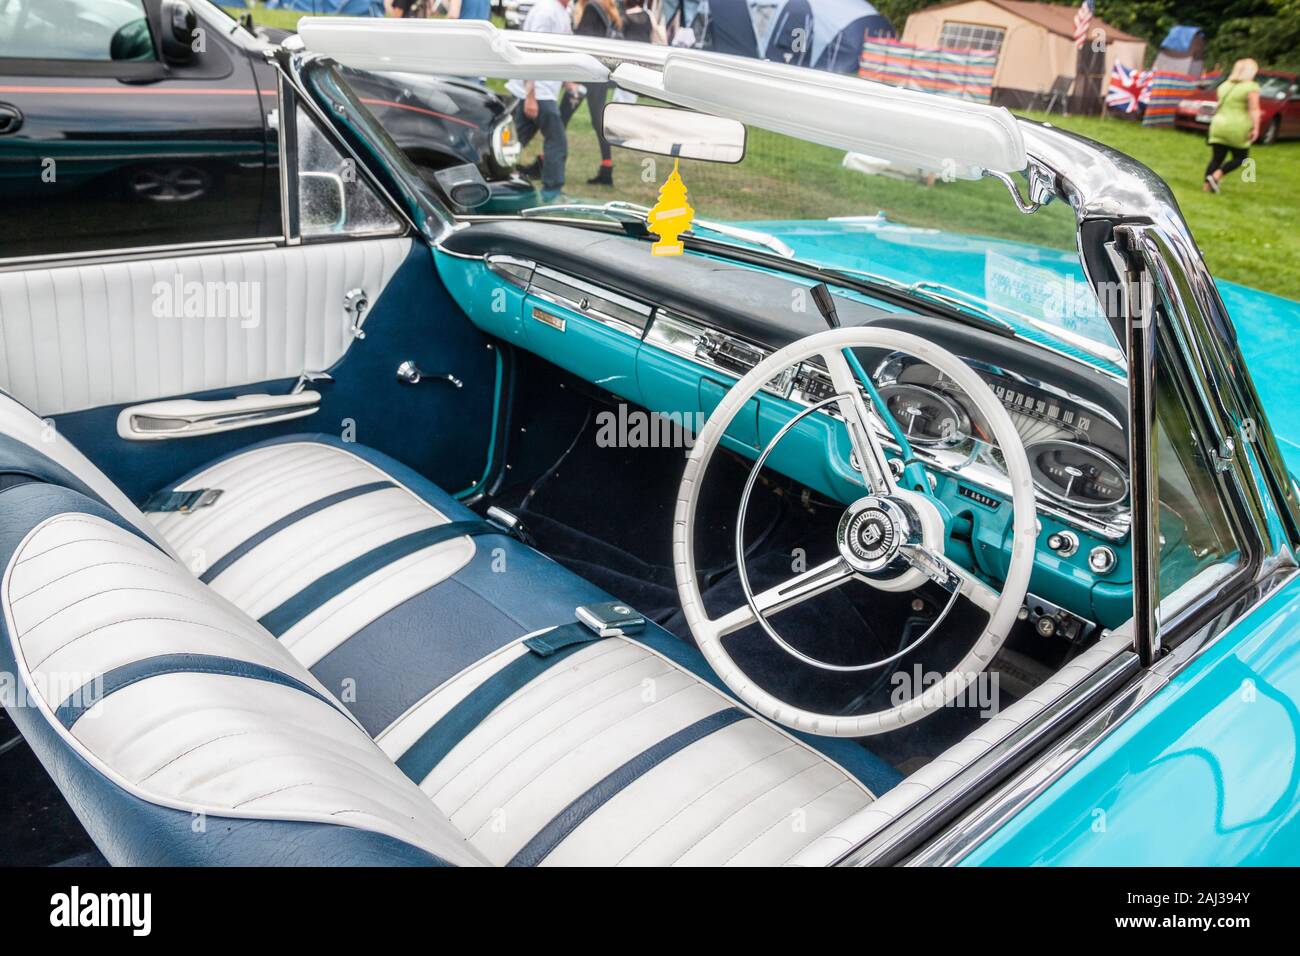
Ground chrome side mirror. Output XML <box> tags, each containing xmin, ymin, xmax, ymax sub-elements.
<box><xmin>159</xmin><ymin>0</ymin><xmax>198</xmax><ymax>66</ymax></box>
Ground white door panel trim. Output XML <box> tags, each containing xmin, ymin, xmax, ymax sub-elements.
<box><xmin>0</xmin><ymin>237</ymin><xmax>413</xmax><ymax>416</ymax></box>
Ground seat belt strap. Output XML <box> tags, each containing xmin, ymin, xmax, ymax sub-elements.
<box><xmin>141</xmin><ymin>488</ymin><xmax>223</xmax><ymax>514</ymax></box>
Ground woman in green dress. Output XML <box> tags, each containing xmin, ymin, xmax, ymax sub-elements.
<box><xmin>1204</xmin><ymin>58</ymin><xmax>1264</xmax><ymax>193</ymax></box>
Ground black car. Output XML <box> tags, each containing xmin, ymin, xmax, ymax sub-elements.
<box><xmin>0</xmin><ymin>0</ymin><xmax>532</xmax><ymax>260</ymax></box>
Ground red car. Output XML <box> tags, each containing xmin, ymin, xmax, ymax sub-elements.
<box><xmin>1175</xmin><ymin>70</ymin><xmax>1300</xmax><ymax>144</ymax></box>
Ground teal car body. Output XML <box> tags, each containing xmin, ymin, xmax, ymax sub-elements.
<box><xmin>763</xmin><ymin>218</ymin><xmax>1300</xmax><ymax>865</ymax></box>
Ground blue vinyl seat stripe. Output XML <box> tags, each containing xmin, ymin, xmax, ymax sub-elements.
<box><xmin>54</xmin><ymin>652</ymin><xmax>348</xmax><ymax>729</ymax></box>
<box><xmin>507</xmin><ymin>708</ymin><xmax>749</xmax><ymax>867</ymax></box>
<box><xmin>199</xmin><ymin>480</ymin><xmax>395</xmax><ymax>584</ymax></box>
<box><xmin>394</xmin><ymin>634</ymin><xmax>600</xmax><ymax>784</ymax></box>
<box><xmin>258</xmin><ymin>520</ymin><xmax>503</xmax><ymax>637</ymax></box>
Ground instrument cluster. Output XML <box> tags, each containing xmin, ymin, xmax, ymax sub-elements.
<box><xmin>867</xmin><ymin>352</ymin><xmax>1131</xmax><ymax>539</ymax></box>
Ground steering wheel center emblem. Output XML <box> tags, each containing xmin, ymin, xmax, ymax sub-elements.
<box><xmin>837</xmin><ymin>497</ymin><xmax>906</xmax><ymax>573</ymax></box>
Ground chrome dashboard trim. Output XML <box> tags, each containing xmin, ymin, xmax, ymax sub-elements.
<box><xmin>485</xmin><ymin>254</ymin><xmax>534</xmax><ymax>289</ymax></box>
<box><xmin>642</xmin><ymin>310</ymin><xmax>1132</xmax><ymax>541</ymax></box>
<box><xmin>527</xmin><ymin>264</ymin><xmax>652</xmax><ymax>337</ymax></box>
<box><xmin>645</xmin><ymin>310</ymin><xmax>796</xmax><ymax>397</ymax></box>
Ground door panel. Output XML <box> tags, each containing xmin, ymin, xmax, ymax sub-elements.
<box><xmin>0</xmin><ymin>238</ymin><xmax>412</xmax><ymax>415</ymax></box>
<box><xmin>0</xmin><ymin>240</ymin><xmax>502</xmax><ymax>503</ymax></box>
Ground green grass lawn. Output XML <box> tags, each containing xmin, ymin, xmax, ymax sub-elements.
<box><xmin>1019</xmin><ymin>111</ymin><xmax>1300</xmax><ymax>300</ymax></box>
<box><xmin>224</xmin><ymin>3</ymin><xmax>302</xmax><ymax>31</ymax></box>
<box><xmin>541</xmin><ymin>97</ymin><xmax>1082</xmax><ymax>248</ymax></box>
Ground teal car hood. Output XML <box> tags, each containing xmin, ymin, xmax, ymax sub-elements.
<box><xmin>751</xmin><ymin>218</ymin><xmax>1300</xmax><ymax>475</ymax></box>
<box><xmin>1216</xmin><ymin>280</ymin><xmax>1300</xmax><ymax>475</ymax></box>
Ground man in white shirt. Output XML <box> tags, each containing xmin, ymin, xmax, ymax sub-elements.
<box><xmin>506</xmin><ymin>0</ymin><xmax>574</xmax><ymax>201</ymax></box>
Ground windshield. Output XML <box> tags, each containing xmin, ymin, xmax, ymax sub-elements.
<box><xmin>347</xmin><ymin>46</ymin><xmax>1121</xmax><ymax>361</ymax></box>
<box><xmin>1259</xmin><ymin>75</ymin><xmax>1293</xmax><ymax>97</ymax></box>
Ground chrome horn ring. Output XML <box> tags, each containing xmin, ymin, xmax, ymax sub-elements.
<box><xmin>733</xmin><ymin>396</ymin><xmax>960</xmax><ymax>673</ymax></box>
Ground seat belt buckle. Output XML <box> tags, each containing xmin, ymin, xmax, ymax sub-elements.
<box><xmin>576</xmin><ymin>601</ymin><xmax>646</xmax><ymax>637</ymax></box>
<box><xmin>142</xmin><ymin>488</ymin><xmax>223</xmax><ymax>514</ymax></box>
<box><xmin>486</xmin><ymin>505</ymin><xmax>536</xmax><ymax>547</ymax></box>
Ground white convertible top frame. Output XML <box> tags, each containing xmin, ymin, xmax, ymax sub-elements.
<box><xmin>297</xmin><ymin>19</ymin><xmax>1026</xmax><ymax>180</ymax></box>
<box><xmin>297</xmin><ymin>17</ymin><xmax>610</xmax><ymax>82</ymax></box>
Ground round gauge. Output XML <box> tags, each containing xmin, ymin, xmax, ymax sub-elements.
<box><xmin>1028</xmin><ymin>440</ymin><xmax>1128</xmax><ymax>510</ymax></box>
<box><xmin>878</xmin><ymin>382</ymin><xmax>970</xmax><ymax>447</ymax></box>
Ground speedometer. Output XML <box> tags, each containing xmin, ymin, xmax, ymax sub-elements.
<box><xmin>1028</xmin><ymin>440</ymin><xmax>1128</xmax><ymax>510</ymax></box>
<box><xmin>878</xmin><ymin>382</ymin><xmax>970</xmax><ymax>448</ymax></box>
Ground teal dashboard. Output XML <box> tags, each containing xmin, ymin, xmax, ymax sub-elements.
<box><xmin>435</xmin><ymin>220</ymin><xmax>1135</xmax><ymax>632</ymax></box>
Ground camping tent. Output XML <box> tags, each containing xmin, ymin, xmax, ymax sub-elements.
<box><xmin>1151</xmin><ymin>24</ymin><xmax>1206</xmax><ymax>77</ymax></box>
<box><xmin>661</xmin><ymin>0</ymin><xmax>895</xmax><ymax>74</ymax></box>
<box><xmin>901</xmin><ymin>1</ymin><xmax>1146</xmax><ymax>109</ymax></box>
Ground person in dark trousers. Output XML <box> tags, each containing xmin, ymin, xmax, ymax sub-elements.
<box><xmin>574</xmin><ymin>0</ymin><xmax>623</xmax><ymax>186</ymax></box>
<box><xmin>1204</xmin><ymin>58</ymin><xmax>1263</xmax><ymax>193</ymax></box>
<box><xmin>506</xmin><ymin>0</ymin><xmax>575</xmax><ymax>202</ymax></box>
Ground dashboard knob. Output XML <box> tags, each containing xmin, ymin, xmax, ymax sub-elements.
<box><xmin>1045</xmin><ymin>530</ymin><xmax>1079</xmax><ymax>557</ymax></box>
<box><xmin>1088</xmin><ymin>546</ymin><xmax>1117</xmax><ymax>575</ymax></box>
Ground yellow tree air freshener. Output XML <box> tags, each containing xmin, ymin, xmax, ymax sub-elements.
<box><xmin>647</xmin><ymin>158</ymin><xmax>694</xmax><ymax>257</ymax></box>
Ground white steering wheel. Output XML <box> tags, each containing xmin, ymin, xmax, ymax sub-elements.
<box><xmin>673</xmin><ymin>326</ymin><xmax>1037</xmax><ymax>737</ymax></box>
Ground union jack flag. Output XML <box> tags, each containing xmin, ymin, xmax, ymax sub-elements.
<box><xmin>1106</xmin><ymin>61</ymin><xmax>1152</xmax><ymax>113</ymax></box>
<box><xmin>1073</xmin><ymin>0</ymin><xmax>1093</xmax><ymax>49</ymax></box>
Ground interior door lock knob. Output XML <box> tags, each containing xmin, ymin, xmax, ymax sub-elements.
<box><xmin>397</xmin><ymin>361</ymin><xmax>463</xmax><ymax>388</ymax></box>
<box><xmin>344</xmin><ymin>289</ymin><xmax>369</xmax><ymax>340</ymax></box>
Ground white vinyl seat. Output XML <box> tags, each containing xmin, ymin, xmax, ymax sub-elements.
<box><xmin>0</xmin><ymin>395</ymin><xmax>898</xmax><ymax>866</ymax></box>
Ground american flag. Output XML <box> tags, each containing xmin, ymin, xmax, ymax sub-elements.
<box><xmin>1106</xmin><ymin>62</ymin><xmax>1152</xmax><ymax>113</ymax></box>
<box><xmin>1073</xmin><ymin>0</ymin><xmax>1094</xmax><ymax>49</ymax></box>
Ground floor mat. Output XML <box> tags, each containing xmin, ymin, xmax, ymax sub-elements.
<box><xmin>0</xmin><ymin>729</ymin><xmax>99</xmax><ymax>867</ymax></box>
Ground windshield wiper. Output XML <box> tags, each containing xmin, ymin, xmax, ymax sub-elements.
<box><xmin>908</xmin><ymin>279</ymin><xmax>1127</xmax><ymax>367</ymax></box>
<box><xmin>820</xmin><ymin>266</ymin><xmax>1015</xmax><ymax>333</ymax></box>
<box><xmin>521</xmin><ymin>200</ymin><xmax>795</xmax><ymax>259</ymax></box>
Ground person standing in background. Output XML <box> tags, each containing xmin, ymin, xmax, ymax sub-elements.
<box><xmin>507</xmin><ymin>0</ymin><xmax>574</xmax><ymax>202</ymax></box>
<box><xmin>443</xmin><ymin>0</ymin><xmax>491</xmax><ymax>19</ymax></box>
<box><xmin>574</xmin><ymin>0</ymin><xmax>623</xmax><ymax>186</ymax></box>
<box><xmin>622</xmin><ymin>1</ymin><xmax>658</xmax><ymax>44</ymax></box>
<box><xmin>1204</xmin><ymin>58</ymin><xmax>1263</xmax><ymax>193</ymax></box>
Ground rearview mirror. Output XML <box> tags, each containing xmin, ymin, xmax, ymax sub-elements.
<box><xmin>602</xmin><ymin>103</ymin><xmax>746</xmax><ymax>164</ymax></box>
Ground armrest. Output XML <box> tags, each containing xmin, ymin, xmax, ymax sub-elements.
<box><xmin>116</xmin><ymin>392</ymin><xmax>321</xmax><ymax>441</ymax></box>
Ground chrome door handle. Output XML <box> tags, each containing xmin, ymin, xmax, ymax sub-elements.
<box><xmin>0</xmin><ymin>104</ymin><xmax>23</xmax><ymax>136</ymax></box>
